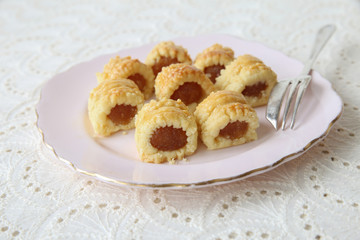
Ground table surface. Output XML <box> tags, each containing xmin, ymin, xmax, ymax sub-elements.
<box><xmin>1</xmin><ymin>0</ymin><xmax>359</xmax><ymax>239</ymax></box>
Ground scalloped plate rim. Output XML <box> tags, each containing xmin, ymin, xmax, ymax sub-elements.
<box><xmin>35</xmin><ymin>33</ymin><xmax>343</xmax><ymax>189</ymax></box>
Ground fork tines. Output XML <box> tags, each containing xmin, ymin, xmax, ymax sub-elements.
<box><xmin>266</xmin><ymin>75</ymin><xmax>312</xmax><ymax>130</ymax></box>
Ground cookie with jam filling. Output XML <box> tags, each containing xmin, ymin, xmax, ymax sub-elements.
<box><xmin>96</xmin><ymin>56</ymin><xmax>154</xmax><ymax>99</ymax></box>
<box><xmin>88</xmin><ymin>79</ymin><xmax>144</xmax><ymax>136</ymax></box>
<box><xmin>145</xmin><ymin>41</ymin><xmax>192</xmax><ymax>77</ymax></box>
<box><xmin>194</xmin><ymin>44</ymin><xmax>234</xmax><ymax>84</ymax></box>
<box><xmin>135</xmin><ymin>98</ymin><xmax>197</xmax><ymax>164</ymax></box>
<box><xmin>155</xmin><ymin>63</ymin><xmax>215</xmax><ymax>112</ymax></box>
<box><xmin>215</xmin><ymin>54</ymin><xmax>277</xmax><ymax>107</ymax></box>
<box><xmin>194</xmin><ymin>90</ymin><xmax>259</xmax><ymax>150</ymax></box>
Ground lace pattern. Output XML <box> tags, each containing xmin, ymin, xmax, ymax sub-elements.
<box><xmin>1</xmin><ymin>0</ymin><xmax>359</xmax><ymax>239</ymax></box>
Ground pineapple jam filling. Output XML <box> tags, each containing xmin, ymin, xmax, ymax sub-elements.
<box><xmin>170</xmin><ymin>82</ymin><xmax>202</xmax><ymax>105</ymax></box>
<box><xmin>204</xmin><ymin>64</ymin><xmax>225</xmax><ymax>83</ymax></box>
<box><xmin>242</xmin><ymin>82</ymin><xmax>268</xmax><ymax>98</ymax></box>
<box><xmin>219</xmin><ymin>121</ymin><xmax>249</xmax><ymax>140</ymax></box>
<box><xmin>107</xmin><ymin>104</ymin><xmax>137</xmax><ymax>125</ymax></box>
<box><xmin>127</xmin><ymin>73</ymin><xmax>146</xmax><ymax>92</ymax></box>
<box><xmin>152</xmin><ymin>57</ymin><xmax>179</xmax><ymax>77</ymax></box>
<box><xmin>150</xmin><ymin>126</ymin><xmax>188</xmax><ymax>151</ymax></box>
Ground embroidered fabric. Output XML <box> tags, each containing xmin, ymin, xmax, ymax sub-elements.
<box><xmin>0</xmin><ymin>0</ymin><xmax>359</xmax><ymax>239</ymax></box>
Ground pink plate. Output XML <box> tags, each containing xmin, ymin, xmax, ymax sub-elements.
<box><xmin>36</xmin><ymin>34</ymin><xmax>343</xmax><ymax>188</ymax></box>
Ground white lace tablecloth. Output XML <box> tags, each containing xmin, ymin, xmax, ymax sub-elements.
<box><xmin>1</xmin><ymin>0</ymin><xmax>359</xmax><ymax>239</ymax></box>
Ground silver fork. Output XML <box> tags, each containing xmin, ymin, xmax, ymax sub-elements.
<box><xmin>266</xmin><ymin>24</ymin><xmax>336</xmax><ymax>130</ymax></box>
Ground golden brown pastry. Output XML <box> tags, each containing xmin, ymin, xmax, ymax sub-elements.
<box><xmin>194</xmin><ymin>44</ymin><xmax>234</xmax><ymax>84</ymax></box>
<box><xmin>145</xmin><ymin>41</ymin><xmax>192</xmax><ymax>77</ymax></box>
<box><xmin>194</xmin><ymin>90</ymin><xmax>259</xmax><ymax>150</ymax></box>
<box><xmin>135</xmin><ymin>98</ymin><xmax>198</xmax><ymax>163</ymax></box>
<box><xmin>96</xmin><ymin>56</ymin><xmax>154</xmax><ymax>99</ymax></box>
<box><xmin>215</xmin><ymin>54</ymin><xmax>277</xmax><ymax>107</ymax></box>
<box><xmin>88</xmin><ymin>79</ymin><xmax>144</xmax><ymax>136</ymax></box>
<box><xmin>155</xmin><ymin>63</ymin><xmax>215</xmax><ymax>112</ymax></box>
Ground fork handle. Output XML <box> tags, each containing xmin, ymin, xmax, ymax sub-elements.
<box><xmin>300</xmin><ymin>24</ymin><xmax>336</xmax><ymax>75</ymax></box>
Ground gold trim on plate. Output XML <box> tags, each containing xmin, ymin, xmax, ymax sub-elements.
<box><xmin>35</xmin><ymin>34</ymin><xmax>344</xmax><ymax>189</ymax></box>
